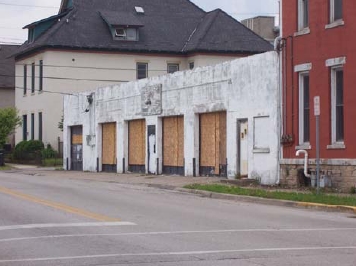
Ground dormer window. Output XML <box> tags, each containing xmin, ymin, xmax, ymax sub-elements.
<box><xmin>115</xmin><ymin>28</ymin><xmax>126</xmax><ymax>38</ymax></box>
<box><xmin>99</xmin><ymin>11</ymin><xmax>144</xmax><ymax>42</ymax></box>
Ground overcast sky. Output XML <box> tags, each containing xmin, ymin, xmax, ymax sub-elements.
<box><xmin>0</xmin><ymin>0</ymin><xmax>279</xmax><ymax>44</ymax></box>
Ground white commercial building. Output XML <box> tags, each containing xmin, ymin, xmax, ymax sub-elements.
<box><xmin>63</xmin><ymin>51</ymin><xmax>280</xmax><ymax>184</ymax></box>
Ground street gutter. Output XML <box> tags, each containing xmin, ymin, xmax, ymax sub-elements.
<box><xmin>147</xmin><ymin>184</ymin><xmax>356</xmax><ymax>214</ymax></box>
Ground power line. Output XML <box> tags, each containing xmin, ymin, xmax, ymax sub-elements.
<box><xmin>0</xmin><ymin>62</ymin><xmax>180</xmax><ymax>73</ymax></box>
<box><xmin>0</xmin><ymin>74</ymin><xmax>129</xmax><ymax>83</ymax></box>
<box><xmin>14</xmin><ymin>86</ymin><xmax>76</xmax><ymax>96</ymax></box>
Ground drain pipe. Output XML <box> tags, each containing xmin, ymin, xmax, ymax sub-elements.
<box><xmin>295</xmin><ymin>150</ymin><xmax>311</xmax><ymax>177</ymax></box>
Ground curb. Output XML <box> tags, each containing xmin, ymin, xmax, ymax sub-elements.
<box><xmin>162</xmin><ymin>186</ymin><xmax>356</xmax><ymax>214</ymax></box>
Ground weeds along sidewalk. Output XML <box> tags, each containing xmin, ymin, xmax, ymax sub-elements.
<box><xmin>182</xmin><ymin>184</ymin><xmax>356</xmax><ymax>214</ymax></box>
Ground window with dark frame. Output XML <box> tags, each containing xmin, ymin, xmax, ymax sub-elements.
<box><xmin>335</xmin><ymin>69</ymin><xmax>344</xmax><ymax>141</ymax></box>
<box><xmin>167</xmin><ymin>63</ymin><xmax>179</xmax><ymax>74</ymax></box>
<box><xmin>23</xmin><ymin>65</ymin><xmax>27</xmax><ymax>95</ymax></box>
<box><xmin>189</xmin><ymin>62</ymin><xmax>194</xmax><ymax>70</ymax></box>
<box><xmin>39</xmin><ymin>60</ymin><xmax>43</xmax><ymax>91</ymax></box>
<box><xmin>31</xmin><ymin>113</ymin><xmax>34</xmax><ymax>140</ymax></box>
<box><xmin>31</xmin><ymin>62</ymin><xmax>35</xmax><ymax>93</ymax></box>
<box><xmin>137</xmin><ymin>63</ymin><xmax>148</xmax><ymax>79</ymax></box>
<box><xmin>38</xmin><ymin>112</ymin><xmax>43</xmax><ymax>141</ymax></box>
<box><xmin>22</xmin><ymin>115</ymin><xmax>27</xmax><ymax>141</ymax></box>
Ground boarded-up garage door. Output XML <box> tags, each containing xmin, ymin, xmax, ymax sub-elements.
<box><xmin>102</xmin><ymin>122</ymin><xmax>116</xmax><ymax>172</ymax></box>
<box><xmin>162</xmin><ymin>116</ymin><xmax>184</xmax><ymax>175</ymax></box>
<box><xmin>71</xmin><ymin>126</ymin><xmax>83</xmax><ymax>171</ymax></box>
<box><xmin>200</xmin><ymin>112</ymin><xmax>226</xmax><ymax>176</ymax></box>
<box><xmin>128</xmin><ymin>119</ymin><xmax>146</xmax><ymax>173</ymax></box>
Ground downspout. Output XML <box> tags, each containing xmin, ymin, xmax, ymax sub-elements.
<box><xmin>274</xmin><ymin>36</ymin><xmax>282</xmax><ymax>185</ymax></box>
<box><xmin>295</xmin><ymin>150</ymin><xmax>311</xmax><ymax>177</ymax></box>
<box><xmin>287</xmin><ymin>35</ymin><xmax>294</xmax><ymax>138</ymax></box>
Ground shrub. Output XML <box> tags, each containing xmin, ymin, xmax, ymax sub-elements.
<box><xmin>13</xmin><ymin>140</ymin><xmax>44</xmax><ymax>160</ymax></box>
<box><xmin>41</xmin><ymin>144</ymin><xmax>58</xmax><ymax>159</ymax></box>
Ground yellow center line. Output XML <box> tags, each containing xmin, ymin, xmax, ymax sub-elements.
<box><xmin>0</xmin><ymin>185</ymin><xmax>121</xmax><ymax>222</ymax></box>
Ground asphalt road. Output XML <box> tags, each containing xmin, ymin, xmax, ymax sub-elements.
<box><xmin>0</xmin><ymin>170</ymin><xmax>355</xmax><ymax>266</ymax></box>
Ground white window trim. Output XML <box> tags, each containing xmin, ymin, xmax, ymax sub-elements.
<box><xmin>325</xmin><ymin>56</ymin><xmax>346</xmax><ymax>67</ymax></box>
<box><xmin>297</xmin><ymin>0</ymin><xmax>309</xmax><ymax>31</ymax></box>
<box><xmin>294</xmin><ymin>63</ymin><xmax>312</xmax><ymax>73</ymax></box>
<box><xmin>325</xmin><ymin>19</ymin><xmax>344</xmax><ymax>29</ymax></box>
<box><xmin>294</xmin><ymin>27</ymin><xmax>310</xmax><ymax>37</ymax></box>
<box><xmin>329</xmin><ymin>0</ymin><xmax>343</xmax><ymax>24</ymax></box>
<box><xmin>167</xmin><ymin>63</ymin><xmax>180</xmax><ymax>74</ymax></box>
<box><xmin>329</xmin><ymin>66</ymin><xmax>345</xmax><ymax>147</ymax></box>
<box><xmin>298</xmin><ymin>71</ymin><xmax>310</xmax><ymax>146</ymax></box>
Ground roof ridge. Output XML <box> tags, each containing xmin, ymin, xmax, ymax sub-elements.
<box><xmin>191</xmin><ymin>9</ymin><xmax>221</xmax><ymax>50</ymax></box>
<box><xmin>181</xmin><ymin>19</ymin><xmax>201</xmax><ymax>52</ymax></box>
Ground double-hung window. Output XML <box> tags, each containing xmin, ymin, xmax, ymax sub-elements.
<box><xmin>38</xmin><ymin>112</ymin><xmax>43</xmax><ymax>141</ymax></box>
<box><xmin>298</xmin><ymin>72</ymin><xmax>310</xmax><ymax>145</ymax></box>
<box><xmin>326</xmin><ymin>57</ymin><xmax>345</xmax><ymax>148</ymax></box>
<box><xmin>31</xmin><ymin>62</ymin><xmax>35</xmax><ymax>93</ymax></box>
<box><xmin>31</xmin><ymin>113</ymin><xmax>35</xmax><ymax>140</ymax></box>
<box><xmin>22</xmin><ymin>115</ymin><xmax>27</xmax><ymax>141</ymax></box>
<box><xmin>23</xmin><ymin>65</ymin><xmax>27</xmax><ymax>95</ymax></box>
<box><xmin>330</xmin><ymin>0</ymin><xmax>343</xmax><ymax>22</ymax></box>
<box><xmin>39</xmin><ymin>60</ymin><xmax>43</xmax><ymax>92</ymax></box>
<box><xmin>137</xmin><ymin>63</ymin><xmax>148</xmax><ymax>79</ymax></box>
<box><xmin>167</xmin><ymin>63</ymin><xmax>179</xmax><ymax>74</ymax></box>
<box><xmin>331</xmin><ymin>67</ymin><xmax>344</xmax><ymax>143</ymax></box>
<box><xmin>298</xmin><ymin>0</ymin><xmax>309</xmax><ymax>31</ymax></box>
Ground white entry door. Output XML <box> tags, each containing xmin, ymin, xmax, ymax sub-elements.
<box><xmin>239</xmin><ymin>120</ymin><xmax>248</xmax><ymax>177</ymax></box>
<box><xmin>148</xmin><ymin>125</ymin><xmax>156</xmax><ymax>174</ymax></box>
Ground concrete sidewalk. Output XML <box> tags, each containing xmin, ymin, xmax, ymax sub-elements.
<box><xmin>4</xmin><ymin>164</ymin><xmax>356</xmax><ymax>215</ymax></box>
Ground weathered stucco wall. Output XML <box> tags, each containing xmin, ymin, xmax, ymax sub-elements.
<box><xmin>15</xmin><ymin>50</ymin><xmax>239</xmax><ymax>149</ymax></box>
<box><xmin>64</xmin><ymin>51</ymin><xmax>280</xmax><ymax>184</ymax></box>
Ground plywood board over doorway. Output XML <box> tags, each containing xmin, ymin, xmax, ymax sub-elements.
<box><xmin>162</xmin><ymin>116</ymin><xmax>184</xmax><ymax>175</ymax></box>
<box><xmin>102</xmin><ymin>122</ymin><xmax>117</xmax><ymax>172</ymax></box>
<box><xmin>128</xmin><ymin>119</ymin><xmax>146</xmax><ymax>172</ymax></box>
<box><xmin>200</xmin><ymin>111</ymin><xmax>226</xmax><ymax>176</ymax></box>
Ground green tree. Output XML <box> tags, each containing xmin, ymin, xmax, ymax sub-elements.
<box><xmin>0</xmin><ymin>108</ymin><xmax>21</xmax><ymax>148</ymax></box>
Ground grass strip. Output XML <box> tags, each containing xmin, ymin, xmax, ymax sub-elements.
<box><xmin>0</xmin><ymin>165</ymin><xmax>12</xmax><ymax>171</ymax></box>
<box><xmin>184</xmin><ymin>184</ymin><xmax>356</xmax><ymax>206</ymax></box>
<box><xmin>42</xmin><ymin>158</ymin><xmax>63</xmax><ymax>167</ymax></box>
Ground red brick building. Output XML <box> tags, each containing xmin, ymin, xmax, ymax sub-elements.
<box><xmin>279</xmin><ymin>0</ymin><xmax>356</xmax><ymax>191</ymax></box>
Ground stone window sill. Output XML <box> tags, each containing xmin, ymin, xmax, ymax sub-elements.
<box><xmin>325</xmin><ymin>20</ymin><xmax>344</xmax><ymax>29</ymax></box>
<box><xmin>294</xmin><ymin>27</ymin><xmax>310</xmax><ymax>37</ymax></box>
<box><xmin>327</xmin><ymin>143</ymin><xmax>345</xmax><ymax>150</ymax></box>
<box><xmin>295</xmin><ymin>144</ymin><xmax>311</xmax><ymax>150</ymax></box>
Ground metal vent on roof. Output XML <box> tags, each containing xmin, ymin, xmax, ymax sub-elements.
<box><xmin>135</xmin><ymin>6</ymin><xmax>144</xmax><ymax>14</ymax></box>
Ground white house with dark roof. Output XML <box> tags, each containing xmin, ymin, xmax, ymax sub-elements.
<box><xmin>0</xmin><ymin>44</ymin><xmax>19</xmax><ymax>148</ymax></box>
<box><xmin>14</xmin><ymin>0</ymin><xmax>272</xmax><ymax>150</ymax></box>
